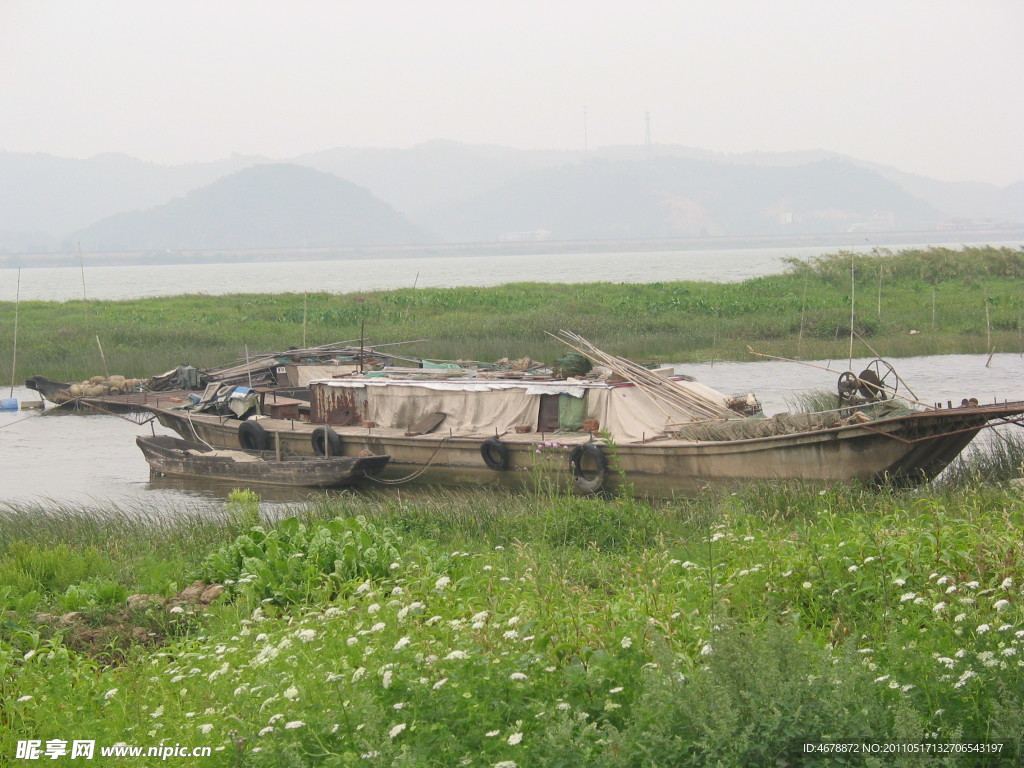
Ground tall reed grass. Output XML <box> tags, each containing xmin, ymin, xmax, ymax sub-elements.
<box><xmin>1</xmin><ymin>246</ymin><xmax>1022</xmax><ymax>381</ymax></box>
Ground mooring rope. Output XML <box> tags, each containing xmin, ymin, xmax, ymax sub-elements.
<box><xmin>366</xmin><ymin>435</ymin><xmax>455</xmax><ymax>485</ymax></box>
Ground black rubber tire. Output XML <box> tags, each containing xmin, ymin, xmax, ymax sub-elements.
<box><xmin>312</xmin><ymin>426</ymin><xmax>344</xmax><ymax>457</ymax></box>
<box><xmin>480</xmin><ymin>437</ymin><xmax>510</xmax><ymax>471</ymax></box>
<box><xmin>238</xmin><ymin>419</ymin><xmax>272</xmax><ymax>451</ymax></box>
<box><xmin>569</xmin><ymin>443</ymin><xmax>608</xmax><ymax>494</ymax></box>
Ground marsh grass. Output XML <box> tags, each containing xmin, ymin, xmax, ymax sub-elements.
<box><xmin>2</xmin><ymin>246</ymin><xmax>1023</xmax><ymax>380</ymax></box>
<box><xmin>4</xmin><ymin>441</ymin><xmax>1024</xmax><ymax>762</ymax></box>
<box><xmin>938</xmin><ymin>431</ymin><xmax>1024</xmax><ymax>488</ymax></box>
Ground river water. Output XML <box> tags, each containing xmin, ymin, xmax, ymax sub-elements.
<box><xmin>2</xmin><ymin>353</ymin><xmax>1022</xmax><ymax>508</ymax></box>
<box><xmin>2</xmin><ymin>239</ymin><xmax>1022</xmax><ymax>302</ymax></box>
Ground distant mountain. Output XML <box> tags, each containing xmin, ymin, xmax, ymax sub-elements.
<box><xmin>294</xmin><ymin>139</ymin><xmax>576</xmax><ymax>215</ymax></box>
<box><xmin>296</xmin><ymin>142</ymin><xmax>1023</xmax><ymax>235</ymax></box>
<box><xmin>1</xmin><ymin>142</ymin><xmax>1021</xmax><ymax>255</ymax></box>
<box><xmin>418</xmin><ymin>156</ymin><xmax>941</xmax><ymax>241</ymax></box>
<box><xmin>0</xmin><ymin>150</ymin><xmax>265</xmax><ymax>239</ymax></box>
<box><xmin>70</xmin><ymin>164</ymin><xmax>436</xmax><ymax>251</ymax></box>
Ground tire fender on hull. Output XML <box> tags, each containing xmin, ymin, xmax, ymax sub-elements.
<box><xmin>569</xmin><ymin>443</ymin><xmax>608</xmax><ymax>494</ymax></box>
<box><xmin>312</xmin><ymin>426</ymin><xmax>344</xmax><ymax>457</ymax></box>
<box><xmin>238</xmin><ymin>419</ymin><xmax>271</xmax><ymax>451</ymax></box>
<box><xmin>480</xmin><ymin>437</ymin><xmax>510</xmax><ymax>471</ymax></box>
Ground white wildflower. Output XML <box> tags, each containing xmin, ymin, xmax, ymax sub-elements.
<box><xmin>848</xmin><ymin>565</ymin><xmax>859</xmax><ymax>573</ymax></box>
<box><xmin>433</xmin><ymin>677</ymin><xmax>448</xmax><ymax>690</ymax></box>
<box><xmin>994</xmin><ymin>599</ymin><xmax>1010</xmax><ymax>612</ymax></box>
<box><xmin>198</xmin><ymin>724</ymin><xmax>213</xmax><ymax>735</ymax></box>
<box><xmin>620</xmin><ymin>636</ymin><xmax>633</xmax><ymax>649</ymax></box>
<box><xmin>389</xmin><ymin>723</ymin><xmax>407</xmax><ymax>739</ymax></box>
<box><xmin>932</xmin><ymin>601</ymin><xmax>947</xmax><ymax>614</ymax></box>
<box><xmin>977</xmin><ymin>624</ymin><xmax>991</xmax><ymax>634</ymax></box>
<box><xmin>1001</xmin><ymin>577</ymin><xmax>1014</xmax><ymax>590</ymax></box>
<box><xmin>16</xmin><ymin>695</ymin><xmax>32</xmax><ymax>702</ymax></box>
<box><xmin>900</xmin><ymin>592</ymin><xmax>916</xmax><ymax>603</ymax></box>
<box><xmin>383</xmin><ymin>670</ymin><xmax>393</xmax><ymax>689</ymax></box>
<box><xmin>104</xmin><ymin>688</ymin><xmax>119</xmax><ymax>699</ymax></box>
<box><xmin>509</xmin><ymin>672</ymin><xmax>528</xmax><ymax>681</ymax></box>
<box><xmin>445</xmin><ymin>650</ymin><xmax>469</xmax><ymax>660</ymax></box>
<box><xmin>494</xmin><ymin>762</ymin><xmax>518</xmax><ymax>768</ymax></box>
<box><xmin>485</xmin><ymin>730</ymin><xmax>500</xmax><ymax>737</ymax></box>
<box><xmin>802</xmin><ymin>581</ymin><xmax>812</xmax><ymax>589</ymax></box>
<box><xmin>893</xmin><ymin>578</ymin><xmax>906</xmax><ymax>587</ymax></box>
<box><xmin>284</xmin><ymin>721</ymin><xmax>305</xmax><ymax>730</ymax></box>
<box><xmin>296</xmin><ymin>629</ymin><xmax>316</xmax><ymax>643</ymax></box>
<box><xmin>435</xmin><ymin>576</ymin><xmax>451</xmax><ymax>590</ymax></box>
<box><xmin>393</xmin><ymin>636</ymin><xmax>411</xmax><ymax>651</ymax></box>
<box><xmin>507</xmin><ymin>732</ymin><xmax>523</xmax><ymax>746</ymax></box>
<box><xmin>258</xmin><ymin>726</ymin><xmax>273</xmax><ymax>736</ymax></box>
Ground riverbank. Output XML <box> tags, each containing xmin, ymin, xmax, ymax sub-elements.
<box><xmin>2</xmin><ymin>474</ymin><xmax>1023</xmax><ymax>765</ymax></box>
<box><xmin>2</xmin><ymin>246</ymin><xmax>1023</xmax><ymax>382</ymax></box>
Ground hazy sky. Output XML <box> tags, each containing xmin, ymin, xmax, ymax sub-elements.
<box><xmin>2</xmin><ymin>1</ymin><xmax>1022</xmax><ymax>185</ymax></box>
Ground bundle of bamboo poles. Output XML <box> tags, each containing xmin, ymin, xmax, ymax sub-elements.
<box><xmin>552</xmin><ymin>331</ymin><xmax>735</xmax><ymax>423</ymax></box>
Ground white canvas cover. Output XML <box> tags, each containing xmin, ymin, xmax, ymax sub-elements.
<box><xmin>315</xmin><ymin>378</ymin><xmax>731</xmax><ymax>442</ymax></box>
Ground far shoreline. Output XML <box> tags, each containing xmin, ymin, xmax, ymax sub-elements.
<box><xmin>2</xmin><ymin>229</ymin><xmax>1023</xmax><ymax>270</ymax></box>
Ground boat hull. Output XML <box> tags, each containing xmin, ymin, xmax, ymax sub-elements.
<box><xmin>136</xmin><ymin>435</ymin><xmax>390</xmax><ymax>488</ymax></box>
<box><xmin>149</xmin><ymin>403</ymin><xmax>1024</xmax><ymax>495</ymax></box>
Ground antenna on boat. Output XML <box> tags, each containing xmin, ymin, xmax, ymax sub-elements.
<box><xmin>302</xmin><ymin>292</ymin><xmax>308</xmax><ymax>349</ymax></box>
<box><xmin>9</xmin><ymin>268</ymin><xmax>20</xmax><ymax>397</ymax></box>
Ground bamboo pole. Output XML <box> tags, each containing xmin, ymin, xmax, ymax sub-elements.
<box><xmin>554</xmin><ymin>331</ymin><xmax>733</xmax><ymax>421</ymax></box>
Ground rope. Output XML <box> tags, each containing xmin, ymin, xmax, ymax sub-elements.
<box><xmin>367</xmin><ymin>435</ymin><xmax>455</xmax><ymax>485</ymax></box>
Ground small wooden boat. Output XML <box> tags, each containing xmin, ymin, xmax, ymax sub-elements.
<box><xmin>135</xmin><ymin>435</ymin><xmax>390</xmax><ymax>488</ymax></box>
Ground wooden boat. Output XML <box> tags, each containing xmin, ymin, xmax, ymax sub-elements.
<box><xmin>135</xmin><ymin>434</ymin><xmax>390</xmax><ymax>488</ymax></box>
<box><xmin>141</xmin><ymin>360</ymin><xmax>1024</xmax><ymax>495</ymax></box>
<box><xmin>24</xmin><ymin>375</ymin><xmax>73</xmax><ymax>404</ymax></box>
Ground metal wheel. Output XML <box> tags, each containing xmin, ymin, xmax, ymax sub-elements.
<box><xmin>837</xmin><ymin>371</ymin><xmax>860</xmax><ymax>403</ymax></box>
<box><xmin>857</xmin><ymin>359</ymin><xmax>898</xmax><ymax>401</ymax></box>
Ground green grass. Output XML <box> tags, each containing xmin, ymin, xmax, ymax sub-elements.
<box><xmin>2</xmin><ymin>245</ymin><xmax>1024</xmax><ymax>381</ymax></box>
<box><xmin>3</xmin><ymin>456</ymin><xmax>1024</xmax><ymax>764</ymax></box>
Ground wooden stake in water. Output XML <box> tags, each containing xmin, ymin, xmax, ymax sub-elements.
<box><xmin>848</xmin><ymin>253</ymin><xmax>856</xmax><ymax>370</ymax></box>
<box><xmin>877</xmin><ymin>262</ymin><xmax>883</xmax><ymax>318</ymax></box>
<box><xmin>9</xmin><ymin>269</ymin><xmax>20</xmax><ymax>397</ymax></box>
<box><xmin>985</xmin><ymin>298</ymin><xmax>992</xmax><ymax>358</ymax></box>
<box><xmin>797</xmin><ymin>264</ymin><xmax>809</xmax><ymax>359</ymax></box>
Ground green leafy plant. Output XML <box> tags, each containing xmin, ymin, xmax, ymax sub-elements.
<box><xmin>198</xmin><ymin>515</ymin><xmax>404</xmax><ymax>605</ymax></box>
